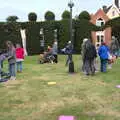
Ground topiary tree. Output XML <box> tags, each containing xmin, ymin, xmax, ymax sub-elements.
<box><xmin>28</xmin><ymin>12</ymin><xmax>37</xmax><ymax>22</ymax></box>
<box><xmin>6</xmin><ymin>16</ymin><xmax>19</xmax><ymax>23</ymax></box>
<box><xmin>78</xmin><ymin>11</ymin><xmax>91</xmax><ymax>20</ymax></box>
<box><xmin>61</xmin><ymin>10</ymin><xmax>70</xmax><ymax>19</ymax></box>
<box><xmin>44</xmin><ymin>11</ymin><xmax>55</xmax><ymax>21</ymax></box>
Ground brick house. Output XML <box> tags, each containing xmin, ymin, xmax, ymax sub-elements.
<box><xmin>91</xmin><ymin>0</ymin><xmax>120</xmax><ymax>48</ymax></box>
<box><xmin>91</xmin><ymin>9</ymin><xmax>112</xmax><ymax>48</ymax></box>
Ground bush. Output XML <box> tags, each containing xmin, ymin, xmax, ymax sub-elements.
<box><xmin>28</xmin><ymin>12</ymin><xmax>37</xmax><ymax>22</ymax></box>
<box><xmin>78</xmin><ymin>11</ymin><xmax>91</xmax><ymax>20</ymax></box>
<box><xmin>6</xmin><ymin>16</ymin><xmax>19</xmax><ymax>23</ymax></box>
<box><xmin>62</xmin><ymin>10</ymin><xmax>70</xmax><ymax>19</ymax></box>
<box><xmin>44</xmin><ymin>11</ymin><xmax>55</xmax><ymax>21</ymax></box>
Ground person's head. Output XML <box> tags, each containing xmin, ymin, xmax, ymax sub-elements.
<box><xmin>101</xmin><ymin>42</ymin><xmax>106</xmax><ymax>46</ymax></box>
<box><xmin>54</xmin><ymin>40</ymin><xmax>57</xmax><ymax>45</ymax></box>
<box><xmin>6</xmin><ymin>41</ymin><xmax>14</xmax><ymax>50</ymax></box>
<box><xmin>83</xmin><ymin>38</ymin><xmax>88</xmax><ymax>43</ymax></box>
<box><xmin>16</xmin><ymin>44</ymin><xmax>21</xmax><ymax>48</ymax></box>
<box><xmin>48</xmin><ymin>46</ymin><xmax>51</xmax><ymax>49</ymax></box>
<box><xmin>68</xmin><ymin>41</ymin><xmax>71</xmax><ymax>44</ymax></box>
<box><xmin>112</xmin><ymin>36</ymin><xmax>115</xmax><ymax>40</ymax></box>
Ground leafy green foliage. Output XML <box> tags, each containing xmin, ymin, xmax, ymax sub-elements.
<box><xmin>0</xmin><ymin>22</ymin><xmax>22</xmax><ymax>49</ymax></box>
<box><xmin>44</xmin><ymin>11</ymin><xmax>55</xmax><ymax>21</ymax></box>
<box><xmin>78</xmin><ymin>11</ymin><xmax>91</xmax><ymax>20</ymax></box>
<box><xmin>62</xmin><ymin>10</ymin><xmax>70</xmax><ymax>19</ymax></box>
<box><xmin>6</xmin><ymin>16</ymin><xmax>19</xmax><ymax>23</ymax></box>
<box><xmin>28</xmin><ymin>12</ymin><xmax>37</xmax><ymax>22</ymax></box>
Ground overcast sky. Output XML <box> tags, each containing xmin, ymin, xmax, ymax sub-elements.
<box><xmin>0</xmin><ymin>0</ymin><xmax>112</xmax><ymax>21</ymax></box>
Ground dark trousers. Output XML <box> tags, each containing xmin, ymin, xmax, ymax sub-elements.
<box><xmin>66</xmin><ymin>54</ymin><xmax>72</xmax><ymax>66</ymax></box>
<box><xmin>53</xmin><ymin>54</ymin><xmax>58</xmax><ymax>63</ymax></box>
<box><xmin>84</xmin><ymin>59</ymin><xmax>95</xmax><ymax>75</ymax></box>
<box><xmin>100</xmin><ymin>59</ymin><xmax>108</xmax><ymax>72</ymax></box>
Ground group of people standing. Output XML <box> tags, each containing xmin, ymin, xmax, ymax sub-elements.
<box><xmin>0</xmin><ymin>41</ymin><xmax>24</xmax><ymax>80</ymax></box>
<box><xmin>81</xmin><ymin>36</ymin><xmax>120</xmax><ymax>76</ymax></box>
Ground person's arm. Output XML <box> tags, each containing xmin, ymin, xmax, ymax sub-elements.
<box><xmin>98</xmin><ymin>47</ymin><xmax>101</xmax><ymax>56</ymax></box>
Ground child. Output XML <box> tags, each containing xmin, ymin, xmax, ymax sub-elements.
<box><xmin>16</xmin><ymin>44</ymin><xmax>24</xmax><ymax>73</ymax></box>
<box><xmin>6</xmin><ymin>41</ymin><xmax>16</xmax><ymax>80</ymax></box>
<box><xmin>98</xmin><ymin>42</ymin><xmax>109</xmax><ymax>73</ymax></box>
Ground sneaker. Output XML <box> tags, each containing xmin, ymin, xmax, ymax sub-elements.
<box><xmin>10</xmin><ymin>76</ymin><xmax>16</xmax><ymax>80</ymax></box>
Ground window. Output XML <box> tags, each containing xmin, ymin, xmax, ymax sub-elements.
<box><xmin>96</xmin><ymin>35</ymin><xmax>104</xmax><ymax>48</ymax></box>
<box><xmin>97</xmin><ymin>36</ymin><xmax>100</xmax><ymax>42</ymax></box>
<box><xmin>112</xmin><ymin>11</ymin><xmax>115</xmax><ymax>16</ymax></box>
<box><xmin>96</xmin><ymin>18</ymin><xmax>105</xmax><ymax>27</ymax></box>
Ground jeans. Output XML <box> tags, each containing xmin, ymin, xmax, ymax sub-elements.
<box><xmin>100</xmin><ymin>59</ymin><xmax>108</xmax><ymax>72</ymax></box>
<box><xmin>9</xmin><ymin>63</ymin><xmax>16</xmax><ymax>77</ymax></box>
<box><xmin>16</xmin><ymin>61</ymin><xmax>23</xmax><ymax>72</ymax></box>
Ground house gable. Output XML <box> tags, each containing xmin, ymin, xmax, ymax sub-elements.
<box><xmin>91</xmin><ymin>9</ymin><xmax>109</xmax><ymax>25</ymax></box>
<box><xmin>107</xmin><ymin>4</ymin><xmax>120</xmax><ymax>19</ymax></box>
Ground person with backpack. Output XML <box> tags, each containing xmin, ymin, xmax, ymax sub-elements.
<box><xmin>82</xmin><ymin>39</ymin><xmax>97</xmax><ymax>75</ymax></box>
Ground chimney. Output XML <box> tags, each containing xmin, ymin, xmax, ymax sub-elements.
<box><xmin>103</xmin><ymin>5</ymin><xmax>108</xmax><ymax>13</ymax></box>
<box><xmin>115</xmin><ymin>0</ymin><xmax>119</xmax><ymax>8</ymax></box>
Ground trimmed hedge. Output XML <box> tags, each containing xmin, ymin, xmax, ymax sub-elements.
<box><xmin>0</xmin><ymin>19</ymin><xmax>100</xmax><ymax>54</ymax></box>
<box><xmin>0</xmin><ymin>22</ymin><xmax>22</xmax><ymax>49</ymax></box>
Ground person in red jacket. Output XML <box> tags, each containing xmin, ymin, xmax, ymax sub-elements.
<box><xmin>16</xmin><ymin>44</ymin><xmax>24</xmax><ymax>73</ymax></box>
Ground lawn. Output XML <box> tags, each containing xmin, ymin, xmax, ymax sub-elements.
<box><xmin>0</xmin><ymin>55</ymin><xmax>120</xmax><ymax>120</ymax></box>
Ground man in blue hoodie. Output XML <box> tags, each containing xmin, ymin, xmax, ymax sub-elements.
<box><xmin>98</xmin><ymin>42</ymin><xmax>109</xmax><ymax>72</ymax></box>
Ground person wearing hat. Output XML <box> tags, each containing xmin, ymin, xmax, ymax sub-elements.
<box><xmin>98</xmin><ymin>42</ymin><xmax>109</xmax><ymax>72</ymax></box>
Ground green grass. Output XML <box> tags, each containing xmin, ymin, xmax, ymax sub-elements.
<box><xmin>0</xmin><ymin>55</ymin><xmax>120</xmax><ymax>120</ymax></box>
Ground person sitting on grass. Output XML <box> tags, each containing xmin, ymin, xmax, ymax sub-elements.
<box><xmin>39</xmin><ymin>46</ymin><xmax>54</xmax><ymax>64</ymax></box>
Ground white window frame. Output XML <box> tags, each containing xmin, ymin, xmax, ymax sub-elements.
<box><xmin>96</xmin><ymin>31</ymin><xmax>105</xmax><ymax>48</ymax></box>
<box><xmin>96</xmin><ymin>18</ymin><xmax>105</xmax><ymax>27</ymax></box>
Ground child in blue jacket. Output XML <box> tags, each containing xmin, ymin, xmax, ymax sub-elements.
<box><xmin>98</xmin><ymin>42</ymin><xmax>109</xmax><ymax>72</ymax></box>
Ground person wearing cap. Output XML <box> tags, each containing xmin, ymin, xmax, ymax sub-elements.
<box><xmin>98</xmin><ymin>42</ymin><xmax>109</xmax><ymax>72</ymax></box>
